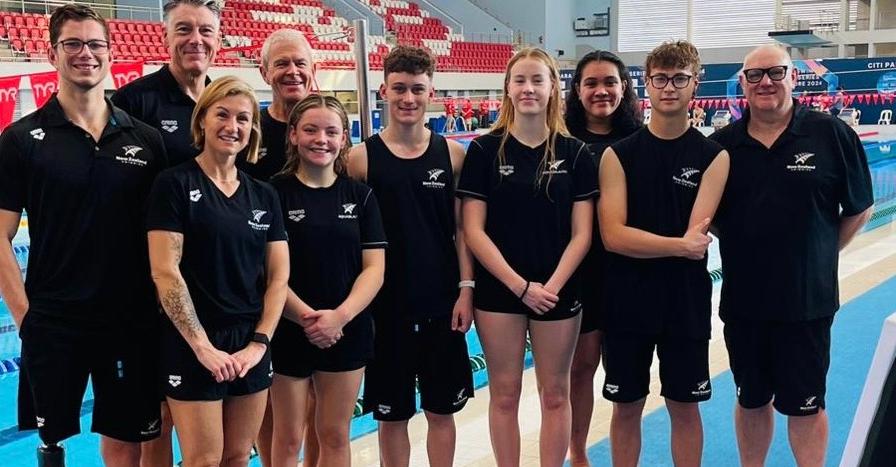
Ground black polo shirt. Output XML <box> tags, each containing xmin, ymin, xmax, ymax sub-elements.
<box><xmin>457</xmin><ymin>132</ymin><xmax>598</xmax><ymax>305</ymax></box>
<box><xmin>237</xmin><ymin>107</ymin><xmax>288</xmax><ymax>181</ymax></box>
<box><xmin>0</xmin><ymin>96</ymin><xmax>168</xmax><ymax>324</ymax></box>
<box><xmin>111</xmin><ymin>65</ymin><xmax>211</xmax><ymax>167</ymax></box>
<box><xmin>271</xmin><ymin>174</ymin><xmax>386</xmax><ymax>311</ymax></box>
<box><xmin>146</xmin><ymin>160</ymin><xmax>288</xmax><ymax>328</ymax></box>
<box><xmin>710</xmin><ymin>101</ymin><xmax>873</xmax><ymax>323</ymax></box>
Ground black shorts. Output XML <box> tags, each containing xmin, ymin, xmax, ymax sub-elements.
<box><xmin>601</xmin><ymin>332</ymin><xmax>711</xmax><ymax>403</ymax></box>
<box><xmin>160</xmin><ymin>318</ymin><xmax>272</xmax><ymax>401</ymax></box>
<box><xmin>271</xmin><ymin>313</ymin><xmax>373</xmax><ymax>378</ymax></box>
<box><xmin>362</xmin><ymin>315</ymin><xmax>473</xmax><ymax>421</ymax></box>
<box><xmin>17</xmin><ymin>310</ymin><xmax>161</xmax><ymax>444</ymax></box>
<box><xmin>474</xmin><ymin>275</ymin><xmax>582</xmax><ymax>322</ymax></box>
<box><xmin>578</xmin><ymin>286</ymin><xmax>602</xmax><ymax>334</ymax></box>
<box><xmin>723</xmin><ymin>316</ymin><xmax>832</xmax><ymax>416</ymax></box>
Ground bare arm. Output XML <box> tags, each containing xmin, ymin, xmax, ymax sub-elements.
<box><xmin>450</xmin><ymin>139</ymin><xmax>474</xmax><ymax>332</ymax></box>
<box><xmin>0</xmin><ymin>210</ymin><xmax>26</xmax><ymax>327</ymax></box>
<box><xmin>687</xmin><ymin>150</ymin><xmax>730</xmax><ymax>229</ymax></box>
<box><xmin>346</xmin><ymin>144</ymin><xmax>369</xmax><ymax>182</ymax></box>
<box><xmin>254</xmin><ymin>240</ymin><xmax>289</xmax><ymax>339</ymax></box>
<box><xmin>545</xmin><ymin>199</ymin><xmax>593</xmax><ymax>293</ymax></box>
<box><xmin>598</xmin><ymin>148</ymin><xmax>708</xmax><ymax>259</ymax></box>
<box><xmin>839</xmin><ymin>207</ymin><xmax>873</xmax><ymax>250</ymax></box>
<box><xmin>148</xmin><ymin>230</ymin><xmax>240</xmax><ymax>382</ymax></box>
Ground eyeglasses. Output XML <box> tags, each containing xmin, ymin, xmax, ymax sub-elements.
<box><xmin>647</xmin><ymin>73</ymin><xmax>693</xmax><ymax>89</ymax></box>
<box><xmin>55</xmin><ymin>39</ymin><xmax>110</xmax><ymax>55</ymax></box>
<box><xmin>742</xmin><ymin>65</ymin><xmax>789</xmax><ymax>84</ymax></box>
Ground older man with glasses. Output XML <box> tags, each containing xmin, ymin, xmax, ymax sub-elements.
<box><xmin>0</xmin><ymin>5</ymin><xmax>168</xmax><ymax>467</ymax></box>
<box><xmin>709</xmin><ymin>44</ymin><xmax>874</xmax><ymax>467</ymax></box>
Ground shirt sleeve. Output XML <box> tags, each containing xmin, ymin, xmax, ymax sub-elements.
<box><xmin>0</xmin><ymin>130</ymin><xmax>27</xmax><ymax>213</ymax></box>
<box><xmin>146</xmin><ymin>171</ymin><xmax>185</xmax><ymax>232</ymax></box>
<box><xmin>572</xmin><ymin>142</ymin><xmax>599</xmax><ymax>201</ymax></box>
<box><xmin>265</xmin><ymin>185</ymin><xmax>288</xmax><ymax>242</ymax></box>
<box><xmin>834</xmin><ymin>120</ymin><xmax>874</xmax><ymax>217</ymax></box>
<box><xmin>359</xmin><ymin>187</ymin><xmax>387</xmax><ymax>249</ymax></box>
<box><xmin>456</xmin><ymin>138</ymin><xmax>492</xmax><ymax>200</ymax></box>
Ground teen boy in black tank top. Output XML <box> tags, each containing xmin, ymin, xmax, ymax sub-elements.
<box><xmin>347</xmin><ymin>46</ymin><xmax>473</xmax><ymax>467</ymax></box>
<box><xmin>598</xmin><ymin>41</ymin><xmax>729</xmax><ymax>467</ymax></box>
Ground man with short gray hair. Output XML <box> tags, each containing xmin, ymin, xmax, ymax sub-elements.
<box><xmin>238</xmin><ymin>28</ymin><xmax>316</xmax><ymax>180</ymax></box>
<box><xmin>112</xmin><ymin>0</ymin><xmax>222</xmax><ymax>167</ymax></box>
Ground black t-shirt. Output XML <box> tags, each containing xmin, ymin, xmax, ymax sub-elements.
<box><xmin>0</xmin><ymin>97</ymin><xmax>168</xmax><ymax>324</ymax></box>
<box><xmin>271</xmin><ymin>174</ymin><xmax>386</xmax><ymax>311</ymax></box>
<box><xmin>573</xmin><ymin>128</ymin><xmax>637</xmax><ymax>312</ymax></box>
<box><xmin>364</xmin><ymin>131</ymin><xmax>459</xmax><ymax>322</ymax></box>
<box><xmin>603</xmin><ymin>127</ymin><xmax>723</xmax><ymax>339</ymax></box>
<box><xmin>238</xmin><ymin>107</ymin><xmax>288</xmax><ymax>181</ymax></box>
<box><xmin>456</xmin><ymin>132</ymin><xmax>598</xmax><ymax>302</ymax></box>
<box><xmin>111</xmin><ymin>65</ymin><xmax>210</xmax><ymax>167</ymax></box>
<box><xmin>710</xmin><ymin>102</ymin><xmax>873</xmax><ymax>322</ymax></box>
<box><xmin>146</xmin><ymin>159</ymin><xmax>288</xmax><ymax>327</ymax></box>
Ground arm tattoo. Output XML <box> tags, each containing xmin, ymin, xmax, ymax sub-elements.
<box><xmin>159</xmin><ymin>234</ymin><xmax>199</xmax><ymax>338</ymax></box>
<box><xmin>161</xmin><ymin>281</ymin><xmax>202</xmax><ymax>339</ymax></box>
<box><xmin>169</xmin><ymin>233</ymin><xmax>183</xmax><ymax>264</ymax></box>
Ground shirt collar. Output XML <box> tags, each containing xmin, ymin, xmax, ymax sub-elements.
<box><xmin>42</xmin><ymin>95</ymin><xmax>136</xmax><ymax>130</ymax></box>
<box><xmin>731</xmin><ymin>98</ymin><xmax>809</xmax><ymax>147</ymax></box>
<box><xmin>159</xmin><ymin>64</ymin><xmax>212</xmax><ymax>104</ymax></box>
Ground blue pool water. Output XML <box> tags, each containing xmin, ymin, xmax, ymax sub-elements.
<box><xmin>0</xmin><ymin>138</ymin><xmax>893</xmax><ymax>465</ymax></box>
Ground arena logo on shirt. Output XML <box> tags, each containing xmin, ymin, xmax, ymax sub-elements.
<box><xmin>160</xmin><ymin>120</ymin><xmax>179</xmax><ymax>133</ymax></box>
<box><xmin>30</xmin><ymin>128</ymin><xmax>45</xmax><ymax>141</ymax></box>
<box><xmin>339</xmin><ymin>203</ymin><xmax>358</xmax><ymax>219</ymax></box>
<box><xmin>498</xmin><ymin>164</ymin><xmax>515</xmax><ymax>176</ymax></box>
<box><xmin>257</xmin><ymin>147</ymin><xmax>268</xmax><ymax>160</ymax></box>
<box><xmin>249</xmin><ymin>210</ymin><xmax>271</xmax><ymax>231</ymax></box>
<box><xmin>115</xmin><ymin>145</ymin><xmax>148</xmax><ymax>166</ymax></box>
<box><xmin>672</xmin><ymin>167</ymin><xmax>701</xmax><ymax>188</ymax></box>
<box><xmin>422</xmin><ymin>168</ymin><xmax>447</xmax><ymax>188</ymax></box>
<box><xmin>787</xmin><ymin>152</ymin><xmax>816</xmax><ymax>172</ymax></box>
<box><xmin>542</xmin><ymin>159</ymin><xmax>567</xmax><ymax>175</ymax></box>
<box><xmin>288</xmin><ymin>209</ymin><xmax>305</xmax><ymax>222</ymax></box>
<box><xmin>189</xmin><ymin>189</ymin><xmax>202</xmax><ymax>202</ymax></box>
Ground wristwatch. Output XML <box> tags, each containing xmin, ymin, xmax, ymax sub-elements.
<box><xmin>251</xmin><ymin>332</ymin><xmax>270</xmax><ymax>348</ymax></box>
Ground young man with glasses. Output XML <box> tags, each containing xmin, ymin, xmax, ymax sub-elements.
<box><xmin>0</xmin><ymin>5</ymin><xmax>168</xmax><ymax>466</ymax></box>
<box><xmin>598</xmin><ymin>40</ymin><xmax>729</xmax><ymax>467</ymax></box>
<box><xmin>709</xmin><ymin>44</ymin><xmax>873</xmax><ymax>467</ymax></box>
<box><xmin>112</xmin><ymin>0</ymin><xmax>222</xmax><ymax>167</ymax></box>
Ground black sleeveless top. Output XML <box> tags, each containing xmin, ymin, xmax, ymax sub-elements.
<box><xmin>573</xmin><ymin>128</ymin><xmax>636</xmax><ymax>326</ymax></box>
<box><xmin>603</xmin><ymin>127</ymin><xmax>722</xmax><ymax>339</ymax></box>
<box><xmin>365</xmin><ymin>132</ymin><xmax>459</xmax><ymax>322</ymax></box>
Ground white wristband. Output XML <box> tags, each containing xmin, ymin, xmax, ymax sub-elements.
<box><xmin>458</xmin><ymin>280</ymin><xmax>476</xmax><ymax>289</ymax></box>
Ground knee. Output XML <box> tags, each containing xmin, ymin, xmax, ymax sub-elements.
<box><xmin>666</xmin><ymin>400</ymin><xmax>701</xmax><ymax>422</ymax></box>
<box><xmin>317</xmin><ymin>424</ymin><xmax>350</xmax><ymax>451</ymax></box>
<box><xmin>613</xmin><ymin>401</ymin><xmax>645</xmax><ymax>421</ymax></box>
<box><xmin>490</xmin><ymin>379</ymin><xmax>522</xmax><ymax>413</ymax></box>
<box><xmin>182</xmin><ymin>453</ymin><xmax>223</xmax><ymax>467</ymax></box>
<box><xmin>274</xmin><ymin>429</ymin><xmax>304</xmax><ymax>455</ymax></box>
<box><xmin>100</xmin><ymin>439</ymin><xmax>141</xmax><ymax>466</ymax></box>
<box><xmin>538</xmin><ymin>384</ymin><xmax>570</xmax><ymax>412</ymax></box>
<box><xmin>220</xmin><ymin>448</ymin><xmax>251</xmax><ymax>467</ymax></box>
<box><xmin>424</xmin><ymin>412</ymin><xmax>455</xmax><ymax>431</ymax></box>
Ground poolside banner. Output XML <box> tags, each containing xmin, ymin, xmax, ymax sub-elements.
<box><xmin>111</xmin><ymin>61</ymin><xmax>144</xmax><ymax>89</ymax></box>
<box><xmin>29</xmin><ymin>71</ymin><xmax>58</xmax><ymax>109</ymax></box>
<box><xmin>0</xmin><ymin>75</ymin><xmax>20</xmax><ymax>133</ymax></box>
